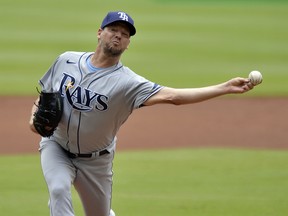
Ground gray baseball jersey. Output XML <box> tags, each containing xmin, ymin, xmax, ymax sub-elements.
<box><xmin>39</xmin><ymin>51</ymin><xmax>162</xmax><ymax>153</ymax></box>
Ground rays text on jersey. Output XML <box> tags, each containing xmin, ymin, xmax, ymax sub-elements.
<box><xmin>59</xmin><ymin>73</ymin><xmax>109</xmax><ymax>112</ymax></box>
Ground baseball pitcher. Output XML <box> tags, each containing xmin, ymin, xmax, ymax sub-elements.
<box><xmin>29</xmin><ymin>11</ymin><xmax>255</xmax><ymax>216</ymax></box>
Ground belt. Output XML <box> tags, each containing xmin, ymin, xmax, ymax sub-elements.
<box><xmin>64</xmin><ymin>149</ymin><xmax>110</xmax><ymax>159</ymax></box>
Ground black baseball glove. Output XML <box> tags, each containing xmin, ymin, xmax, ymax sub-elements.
<box><xmin>33</xmin><ymin>90</ymin><xmax>63</xmax><ymax>137</ymax></box>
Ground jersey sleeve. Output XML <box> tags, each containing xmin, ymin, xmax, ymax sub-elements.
<box><xmin>125</xmin><ymin>72</ymin><xmax>163</xmax><ymax>109</ymax></box>
<box><xmin>39</xmin><ymin>56</ymin><xmax>61</xmax><ymax>92</ymax></box>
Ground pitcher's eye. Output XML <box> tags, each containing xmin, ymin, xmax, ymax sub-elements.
<box><xmin>110</xmin><ymin>28</ymin><xmax>117</xmax><ymax>32</ymax></box>
<box><xmin>122</xmin><ymin>32</ymin><xmax>129</xmax><ymax>38</ymax></box>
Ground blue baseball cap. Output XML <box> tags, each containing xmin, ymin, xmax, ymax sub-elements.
<box><xmin>101</xmin><ymin>11</ymin><xmax>136</xmax><ymax>36</ymax></box>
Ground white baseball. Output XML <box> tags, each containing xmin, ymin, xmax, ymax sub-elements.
<box><xmin>249</xmin><ymin>70</ymin><xmax>263</xmax><ymax>86</ymax></box>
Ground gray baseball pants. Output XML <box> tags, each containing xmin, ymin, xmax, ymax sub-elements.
<box><xmin>39</xmin><ymin>140</ymin><xmax>116</xmax><ymax>216</ymax></box>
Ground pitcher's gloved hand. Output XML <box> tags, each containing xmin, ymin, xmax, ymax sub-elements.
<box><xmin>33</xmin><ymin>91</ymin><xmax>63</xmax><ymax>137</ymax></box>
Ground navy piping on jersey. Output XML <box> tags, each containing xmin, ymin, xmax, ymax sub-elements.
<box><xmin>66</xmin><ymin>111</ymin><xmax>72</xmax><ymax>151</ymax></box>
<box><xmin>77</xmin><ymin>112</ymin><xmax>82</xmax><ymax>153</ymax></box>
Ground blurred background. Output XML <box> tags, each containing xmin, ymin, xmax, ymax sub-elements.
<box><xmin>0</xmin><ymin>0</ymin><xmax>287</xmax><ymax>95</ymax></box>
<box><xmin>0</xmin><ymin>0</ymin><xmax>287</xmax><ymax>215</ymax></box>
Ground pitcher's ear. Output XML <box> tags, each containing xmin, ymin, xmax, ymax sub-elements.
<box><xmin>97</xmin><ymin>28</ymin><xmax>103</xmax><ymax>39</ymax></box>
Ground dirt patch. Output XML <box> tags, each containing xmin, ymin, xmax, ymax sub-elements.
<box><xmin>1</xmin><ymin>96</ymin><xmax>287</xmax><ymax>155</ymax></box>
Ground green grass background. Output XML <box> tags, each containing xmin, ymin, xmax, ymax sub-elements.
<box><xmin>1</xmin><ymin>149</ymin><xmax>288</xmax><ymax>216</ymax></box>
<box><xmin>0</xmin><ymin>0</ymin><xmax>288</xmax><ymax>215</ymax></box>
<box><xmin>0</xmin><ymin>0</ymin><xmax>287</xmax><ymax>95</ymax></box>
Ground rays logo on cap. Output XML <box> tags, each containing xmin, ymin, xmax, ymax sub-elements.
<box><xmin>118</xmin><ymin>12</ymin><xmax>128</xmax><ymax>21</ymax></box>
<box><xmin>101</xmin><ymin>11</ymin><xmax>136</xmax><ymax>36</ymax></box>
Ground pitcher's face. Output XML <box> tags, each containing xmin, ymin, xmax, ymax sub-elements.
<box><xmin>98</xmin><ymin>22</ymin><xmax>131</xmax><ymax>57</ymax></box>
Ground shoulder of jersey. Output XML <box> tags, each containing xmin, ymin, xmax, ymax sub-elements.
<box><xmin>59</xmin><ymin>51</ymin><xmax>89</xmax><ymax>64</ymax></box>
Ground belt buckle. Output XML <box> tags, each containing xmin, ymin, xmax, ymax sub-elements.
<box><xmin>91</xmin><ymin>152</ymin><xmax>98</xmax><ymax>157</ymax></box>
<box><xmin>91</xmin><ymin>150</ymin><xmax>109</xmax><ymax>157</ymax></box>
